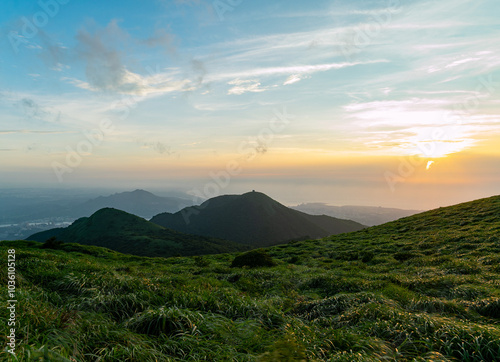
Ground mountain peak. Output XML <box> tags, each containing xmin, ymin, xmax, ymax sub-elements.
<box><xmin>91</xmin><ymin>207</ymin><xmax>130</xmax><ymax>217</ymax></box>
<box><xmin>130</xmin><ymin>189</ymin><xmax>152</xmax><ymax>195</ymax></box>
<box><xmin>241</xmin><ymin>190</ymin><xmax>270</xmax><ymax>198</ymax></box>
<box><xmin>151</xmin><ymin>191</ymin><xmax>365</xmax><ymax>246</ymax></box>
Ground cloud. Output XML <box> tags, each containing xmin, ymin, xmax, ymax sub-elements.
<box><xmin>75</xmin><ymin>20</ymin><xmax>135</xmax><ymax>93</ymax></box>
<box><xmin>20</xmin><ymin>98</ymin><xmax>51</xmax><ymax>120</ymax></box>
<box><xmin>191</xmin><ymin>59</ymin><xmax>207</xmax><ymax>87</ymax></box>
<box><xmin>254</xmin><ymin>141</ymin><xmax>268</xmax><ymax>155</ymax></box>
<box><xmin>51</xmin><ymin>63</ymin><xmax>70</xmax><ymax>72</ymax></box>
<box><xmin>342</xmin><ymin>96</ymin><xmax>500</xmax><ymax>157</ymax></box>
<box><xmin>142</xmin><ymin>28</ymin><xmax>176</xmax><ymax>54</ymax></box>
<box><xmin>227</xmin><ymin>79</ymin><xmax>267</xmax><ymax>95</ymax></box>
<box><xmin>63</xmin><ymin>70</ymin><xmax>193</xmax><ymax>96</ymax></box>
<box><xmin>68</xmin><ymin>20</ymin><xmax>195</xmax><ymax>96</ymax></box>
<box><xmin>137</xmin><ymin>139</ymin><xmax>175</xmax><ymax>155</ymax></box>
<box><xmin>14</xmin><ymin>97</ymin><xmax>67</xmax><ymax>125</ymax></box>
<box><xmin>61</xmin><ymin>77</ymin><xmax>94</xmax><ymax>91</ymax></box>
<box><xmin>38</xmin><ymin>30</ymin><xmax>68</xmax><ymax>68</ymax></box>
<box><xmin>210</xmin><ymin>60</ymin><xmax>386</xmax><ymax>83</ymax></box>
<box><xmin>284</xmin><ymin>74</ymin><xmax>306</xmax><ymax>85</ymax></box>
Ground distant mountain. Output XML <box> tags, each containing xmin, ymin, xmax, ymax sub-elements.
<box><xmin>74</xmin><ymin>189</ymin><xmax>194</xmax><ymax>219</ymax></box>
<box><xmin>27</xmin><ymin>208</ymin><xmax>248</xmax><ymax>257</ymax></box>
<box><xmin>0</xmin><ymin>189</ymin><xmax>194</xmax><ymax>225</ymax></box>
<box><xmin>292</xmin><ymin>203</ymin><xmax>423</xmax><ymax>226</ymax></box>
<box><xmin>0</xmin><ymin>195</ymin><xmax>87</xmax><ymax>224</ymax></box>
<box><xmin>150</xmin><ymin>191</ymin><xmax>365</xmax><ymax>246</ymax></box>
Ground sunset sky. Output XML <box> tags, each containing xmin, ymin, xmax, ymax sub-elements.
<box><xmin>1</xmin><ymin>0</ymin><xmax>499</xmax><ymax>209</ymax></box>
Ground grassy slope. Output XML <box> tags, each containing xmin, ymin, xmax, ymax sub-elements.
<box><xmin>28</xmin><ymin>208</ymin><xmax>248</xmax><ymax>257</ymax></box>
<box><xmin>1</xmin><ymin>195</ymin><xmax>500</xmax><ymax>361</ymax></box>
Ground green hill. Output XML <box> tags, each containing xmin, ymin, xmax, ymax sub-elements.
<box><xmin>27</xmin><ymin>208</ymin><xmax>248</xmax><ymax>257</ymax></box>
<box><xmin>2</xmin><ymin>195</ymin><xmax>500</xmax><ymax>361</ymax></box>
<box><xmin>151</xmin><ymin>191</ymin><xmax>365</xmax><ymax>246</ymax></box>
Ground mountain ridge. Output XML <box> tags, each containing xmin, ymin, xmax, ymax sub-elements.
<box><xmin>151</xmin><ymin>191</ymin><xmax>365</xmax><ymax>246</ymax></box>
<box><xmin>27</xmin><ymin>207</ymin><xmax>248</xmax><ymax>257</ymax></box>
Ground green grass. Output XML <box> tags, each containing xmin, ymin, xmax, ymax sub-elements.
<box><xmin>1</xmin><ymin>195</ymin><xmax>500</xmax><ymax>361</ymax></box>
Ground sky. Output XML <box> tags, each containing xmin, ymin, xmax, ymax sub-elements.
<box><xmin>0</xmin><ymin>0</ymin><xmax>499</xmax><ymax>209</ymax></box>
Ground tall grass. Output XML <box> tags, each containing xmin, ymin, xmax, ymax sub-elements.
<box><xmin>2</xmin><ymin>196</ymin><xmax>500</xmax><ymax>360</ymax></box>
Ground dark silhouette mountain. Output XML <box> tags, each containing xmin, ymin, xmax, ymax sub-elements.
<box><xmin>292</xmin><ymin>203</ymin><xmax>423</xmax><ymax>226</ymax></box>
<box><xmin>26</xmin><ymin>227</ymin><xmax>65</xmax><ymax>241</ymax></box>
<box><xmin>150</xmin><ymin>191</ymin><xmax>365</xmax><ymax>246</ymax></box>
<box><xmin>74</xmin><ymin>189</ymin><xmax>193</xmax><ymax>219</ymax></box>
<box><xmin>27</xmin><ymin>208</ymin><xmax>248</xmax><ymax>257</ymax></box>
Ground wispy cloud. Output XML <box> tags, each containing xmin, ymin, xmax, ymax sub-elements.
<box><xmin>283</xmin><ymin>74</ymin><xmax>301</xmax><ymax>85</ymax></box>
<box><xmin>208</xmin><ymin>60</ymin><xmax>388</xmax><ymax>90</ymax></box>
<box><xmin>227</xmin><ymin>79</ymin><xmax>267</xmax><ymax>95</ymax></box>
<box><xmin>63</xmin><ymin>70</ymin><xmax>194</xmax><ymax>96</ymax></box>
<box><xmin>343</xmin><ymin>95</ymin><xmax>500</xmax><ymax>157</ymax></box>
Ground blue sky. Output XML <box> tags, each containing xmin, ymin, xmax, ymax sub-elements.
<box><xmin>1</xmin><ymin>0</ymin><xmax>499</xmax><ymax>208</ymax></box>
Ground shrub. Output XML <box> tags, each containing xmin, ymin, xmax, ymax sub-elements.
<box><xmin>231</xmin><ymin>249</ymin><xmax>277</xmax><ymax>268</ymax></box>
<box><xmin>41</xmin><ymin>237</ymin><xmax>64</xmax><ymax>250</ymax></box>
